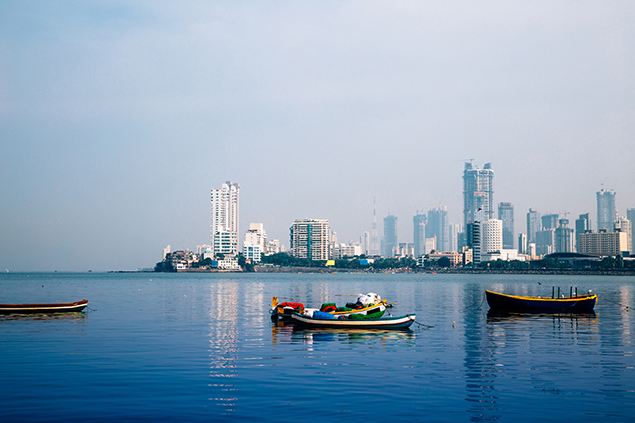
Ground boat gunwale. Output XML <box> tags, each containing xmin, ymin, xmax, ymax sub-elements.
<box><xmin>0</xmin><ymin>299</ymin><xmax>89</xmax><ymax>311</ymax></box>
<box><xmin>290</xmin><ymin>312</ymin><xmax>415</xmax><ymax>328</ymax></box>
<box><xmin>485</xmin><ymin>290</ymin><xmax>596</xmax><ymax>303</ymax></box>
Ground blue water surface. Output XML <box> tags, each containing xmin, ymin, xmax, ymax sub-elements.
<box><xmin>1</xmin><ymin>272</ymin><xmax>634</xmax><ymax>422</ymax></box>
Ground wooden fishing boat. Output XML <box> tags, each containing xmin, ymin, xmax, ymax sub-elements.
<box><xmin>0</xmin><ymin>299</ymin><xmax>89</xmax><ymax>314</ymax></box>
<box><xmin>290</xmin><ymin>312</ymin><xmax>416</xmax><ymax>329</ymax></box>
<box><xmin>485</xmin><ymin>290</ymin><xmax>596</xmax><ymax>313</ymax></box>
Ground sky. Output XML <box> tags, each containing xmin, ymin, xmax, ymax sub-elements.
<box><xmin>1</xmin><ymin>1</ymin><xmax>634</xmax><ymax>272</ymax></box>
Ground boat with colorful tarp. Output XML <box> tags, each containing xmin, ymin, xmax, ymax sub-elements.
<box><xmin>0</xmin><ymin>299</ymin><xmax>89</xmax><ymax>314</ymax></box>
<box><xmin>290</xmin><ymin>311</ymin><xmax>415</xmax><ymax>329</ymax></box>
<box><xmin>486</xmin><ymin>290</ymin><xmax>597</xmax><ymax>313</ymax></box>
<box><xmin>270</xmin><ymin>293</ymin><xmax>387</xmax><ymax>320</ymax></box>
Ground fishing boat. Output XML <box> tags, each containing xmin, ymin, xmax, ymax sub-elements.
<box><xmin>485</xmin><ymin>290</ymin><xmax>596</xmax><ymax>313</ymax></box>
<box><xmin>290</xmin><ymin>312</ymin><xmax>416</xmax><ymax>329</ymax></box>
<box><xmin>0</xmin><ymin>299</ymin><xmax>89</xmax><ymax>314</ymax></box>
<box><xmin>270</xmin><ymin>293</ymin><xmax>387</xmax><ymax>320</ymax></box>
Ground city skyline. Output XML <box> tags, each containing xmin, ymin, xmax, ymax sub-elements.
<box><xmin>1</xmin><ymin>2</ymin><xmax>634</xmax><ymax>271</ymax></box>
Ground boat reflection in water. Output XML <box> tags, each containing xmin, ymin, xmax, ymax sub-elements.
<box><xmin>0</xmin><ymin>312</ymin><xmax>88</xmax><ymax>322</ymax></box>
<box><xmin>486</xmin><ymin>310</ymin><xmax>598</xmax><ymax>321</ymax></box>
<box><xmin>270</xmin><ymin>319</ymin><xmax>416</xmax><ymax>348</ymax></box>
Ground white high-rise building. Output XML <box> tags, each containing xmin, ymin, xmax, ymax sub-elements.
<box><xmin>481</xmin><ymin>219</ymin><xmax>503</xmax><ymax>254</ymax></box>
<box><xmin>243</xmin><ymin>223</ymin><xmax>267</xmax><ymax>263</ymax></box>
<box><xmin>211</xmin><ymin>181</ymin><xmax>240</xmax><ymax>254</ymax></box>
<box><xmin>614</xmin><ymin>216</ymin><xmax>632</xmax><ymax>254</ymax></box>
<box><xmin>290</xmin><ymin>219</ymin><xmax>330</xmax><ymax>260</ymax></box>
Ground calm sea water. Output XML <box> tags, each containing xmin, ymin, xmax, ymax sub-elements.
<box><xmin>1</xmin><ymin>272</ymin><xmax>634</xmax><ymax>422</ymax></box>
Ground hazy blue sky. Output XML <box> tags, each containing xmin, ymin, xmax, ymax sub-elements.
<box><xmin>1</xmin><ymin>1</ymin><xmax>634</xmax><ymax>271</ymax></box>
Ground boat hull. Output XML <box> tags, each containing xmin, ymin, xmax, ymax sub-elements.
<box><xmin>290</xmin><ymin>313</ymin><xmax>415</xmax><ymax>329</ymax></box>
<box><xmin>0</xmin><ymin>299</ymin><xmax>89</xmax><ymax>314</ymax></box>
<box><xmin>486</xmin><ymin>290</ymin><xmax>596</xmax><ymax>313</ymax></box>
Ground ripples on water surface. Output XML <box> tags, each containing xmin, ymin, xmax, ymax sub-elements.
<box><xmin>1</xmin><ymin>272</ymin><xmax>634</xmax><ymax>422</ymax></box>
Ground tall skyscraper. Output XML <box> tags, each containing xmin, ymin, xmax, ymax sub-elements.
<box><xmin>536</xmin><ymin>229</ymin><xmax>555</xmax><ymax>256</ymax></box>
<box><xmin>383</xmin><ymin>215</ymin><xmax>398</xmax><ymax>257</ymax></box>
<box><xmin>463</xmin><ymin>162</ymin><xmax>494</xmax><ymax>227</ymax></box>
<box><xmin>413</xmin><ymin>212</ymin><xmax>427</xmax><ymax>258</ymax></box>
<box><xmin>289</xmin><ymin>219</ymin><xmax>330</xmax><ymax>260</ymax></box>
<box><xmin>555</xmin><ymin>219</ymin><xmax>574</xmax><ymax>253</ymax></box>
<box><xmin>628</xmin><ymin>209</ymin><xmax>635</xmax><ymax>252</ymax></box>
<box><xmin>597</xmin><ymin>189</ymin><xmax>617</xmax><ymax>231</ymax></box>
<box><xmin>498</xmin><ymin>202</ymin><xmax>514</xmax><ymax>249</ymax></box>
<box><xmin>427</xmin><ymin>206</ymin><xmax>449</xmax><ymax>252</ymax></box>
<box><xmin>575</xmin><ymin>213</ymin><xmax>591</xmax><ymax>252</ymax></box>
<box><xmin>627</xmin><ymin>209</ymin><xmax>635</xmax><ymax>229</ymax></box>
<box><xmin>211</xmin><ymin>181</ymin><xmax>240</xmax><ymax>254</ymax></box>
<box><xmin>370</xmin><ymin>197</ymin><xmax>380</xmax><ymax>256</ymax></box>
<box><xmin>449</xmin><ymin>223</ymin><xmax>462</xmax><ymax>253</ymax></box>
<box><xmin>542</xmin><ymin>213</ymin><xmax>559</xmax><ymax>230</ymax></box>
<box><xmin>527</xmin><ymin>208</ymin><xmax>541</xmax><ymax>243</ymax></box>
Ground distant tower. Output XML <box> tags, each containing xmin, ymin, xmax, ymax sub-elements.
<box><xmin>413</xmin><ymin>212</ymin><xmax>427</xmax><ymax>258</ymax></box>
<box><xmin>537</xmin><ymin>213</ymin><xmax>558</xmax><ymax>256</ymax></box>
<box><xmin>211</xmin><ymin>181</ymin><xmax>240</xmax><ymax>254</ymax></box>
<box><xmin>575</xmin><ymin>213</ymin><xmax>591</xmax><ymax>252</ymax></box>
<box><xmin>448</xmin><ymin>223</ymin><xmax>462</xmax><ymax>253</ymax></box>
<box><xmin>628</xmin><ymin>209</ymin><xmax>635</xmax><ymax>229</ymax></box>
<box><xmin>463</xmin><ymin>162</ymin><xmax>494</xmax><ymax>227</ymax></box>
<box><xmin>527</xmin><ymin>208</ymin><xmax>541</xmax><ymax>243</ymax></box>
<box><xmin>628</xmin><ymin>209</ymin><xmax>635</xmax><ymax>252</ymax></box>
<box><xmin>542</xmin><ymin>213</ymin><xmax>559</xmax><ymax>230</ymax></box>
<box><xmin>597</xmin><ymin>189</ymin><xmax>617</xmax><ymax>231</ymax></box>
<box><xmin>383</xmin><ymin>215</ymin><xmax>398</xmax><ymax>257</ymax></box>
<box><xmin>428</xmin><ymin>206</ymin><xmax>449</xmax><ymax>251</ymax></box>
<box><xmin>370</xmin><ymin>197</ymin><xmax>380</xmax><ymax>256</ymax></box>
<box><xmin>518</xmin><ymin>233</ymin><xmax>528</xmax><ymax>254</ymax></box>
<box><xmin>361</xmin><ymin>231</ymin><xmax>370</xmax><ymax>255</ymax></box>
<box><xmin>498</xmin><ymin>202</ymin><xmax>514</xmax><ymax>249</ymax></box>
<box><xmin>555</xmin><ymin>219</ymin><xmax>574</xmax><ymax>253</ymax></box>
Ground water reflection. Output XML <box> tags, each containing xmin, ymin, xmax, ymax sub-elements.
<box><xmin>486</xmin><ymin>310</ymin><xmax>598</xmax><ymax>322</ymax></box>
<box><xmin>0</xmin><ymin>312</ymin><xmax>87</xmax><ymax>322</ymax></box>
<box><xmin>207</xmin><ymin>281</ymin><xmax>239</xmax><ymax>414</ymax></box>
<box><xmin>270</xmin><ymin>320</ymin><xmax>416</xmax><ymax>349</ymax></box>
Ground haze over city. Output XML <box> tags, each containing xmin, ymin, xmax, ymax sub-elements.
<box><xmin>1</xmin><ymin>1</ymin><xmax>634</xmax><ymax>272</ymax></box>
